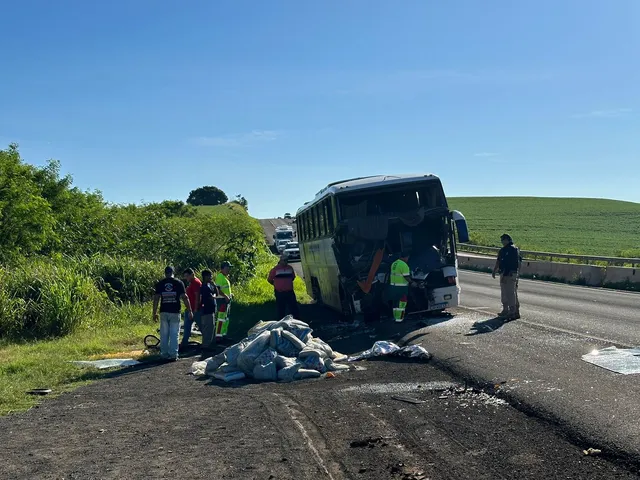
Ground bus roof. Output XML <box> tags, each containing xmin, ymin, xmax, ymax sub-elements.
<box><xmin>296</xmin><ymin>173</ymin><xmax>440</xmax><ymax>215</ymax></box>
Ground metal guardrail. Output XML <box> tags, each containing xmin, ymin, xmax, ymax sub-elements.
<box><xmin>458</xmin><ymin>244</ymin><xmax>640</xmax><ymax>268</ymax></box>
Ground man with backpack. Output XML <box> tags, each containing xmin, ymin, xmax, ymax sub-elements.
<box><xmin>492</xmin><ymin>233</ymin><xmax>521</xmax><ymax>320</ymax></box>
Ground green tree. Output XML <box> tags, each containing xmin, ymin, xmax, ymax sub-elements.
<box><xmin>186</xmin><ymin>186</ymin><xmax>228</xmax><ymax>206</ymax></box>
<box><xmin>232</xmin><ymin>194</ymin><xmax>248</xmax><ymax>210</ymax></box>
<box><xmin>0</xmin><ymin>145</ymin><xmax>55</xmax><ymax>259</ymax></box>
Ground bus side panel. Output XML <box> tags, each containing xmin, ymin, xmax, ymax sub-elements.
<box><xmin>299</xmin><ymin>243</ymin><xmax>314</xmax><ymax>298</ymax></box>
<box><xmin>318</xmin><ymin>237</ymin><xmax>340</xmax><ymax>311</ymax></box>
<box><xmin>299</xmin><ymin>238</ymin><xmax>341</xmax><ymax>312</ymax></box>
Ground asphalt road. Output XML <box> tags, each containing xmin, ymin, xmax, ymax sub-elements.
<box><xmin>258</xmin><ymin>218</ymin><xmax>296</xmax><ymax>249</ymax></box>
<box><xmin>3</xmin><ymin>354</ymin><xmax>635</xmax><ymax>479</ymax></box>
<box><xmin>285</xmin><ymin>237</ymin><xmax>640</xmax><ymax>464</ymax></box>
<box><xmin>405</xmin><ymin>270</ymin><xmax>640</xmax><ymax>462</ymax></box>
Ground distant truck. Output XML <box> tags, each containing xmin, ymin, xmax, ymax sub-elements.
<box><xmin>273</xmin><ymin>225</ymin><xmax>294</xmax><ymax>253</ymax></box>
<box><xmin>284</xmin><ymin>212</ymin><xmax>292</xmax><ymax>219</ymax></box>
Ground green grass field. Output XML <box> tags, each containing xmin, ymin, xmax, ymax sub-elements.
<box><xmin>448</xmin><ymin>197</ymin><xmax>640</xmax><ymax>258</ymax></box>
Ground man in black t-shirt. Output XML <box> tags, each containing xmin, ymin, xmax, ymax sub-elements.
<box><xmin>153</xmin><ymin>266</ymin><xmax>193</xmax><ymax>360</ymax></box>
<box><xmin>199</xmin><ymin>269</ymin><xmax>218</xmax><ymax>350</ymax></box>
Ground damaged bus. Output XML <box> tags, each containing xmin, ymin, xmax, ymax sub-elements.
<box><xmin>296</xmin><ymin>174</ymin><xmax>470</xmax><ymax>320</ymax></box>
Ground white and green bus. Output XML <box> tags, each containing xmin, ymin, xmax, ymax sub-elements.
<box><xmin>295</xmin><ymin>174</ymin><xmax>469</xmax><ymax>320</ymax></box>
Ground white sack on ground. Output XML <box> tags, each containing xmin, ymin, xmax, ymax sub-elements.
<box><xmin>347</xmin><ymin>341</ymin><xmax>431</xmax><ymax>362</ymax></box>
<box><xmin>191</xmin><ymin>315</ymin><xmax>348</xmax><ymax>383</ymax></box>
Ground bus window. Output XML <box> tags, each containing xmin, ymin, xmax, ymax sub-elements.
<box><xmin>322</xmin><ymin>200</ymin><xmax>330</xmax><ymax>234</ymax></box>
<box><xmin>326</xmin><ymin>198</ymin><xmax>335</xmax><ymax>232</ymax></box>
<box><xmin>298</xmin><ymin>213</ymin><xmax>305</xmax><ymax>241</ymax></box>
<box><xmin>310</xmin><ymin>207</ymin><xmax>317</xmax><ymax>239</ymax></box>
<box><xmin>317</xmin><ymin>204</ymin><xmax>326</xmax><ymax>237</ymax></box>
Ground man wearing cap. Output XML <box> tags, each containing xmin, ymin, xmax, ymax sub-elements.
<box><xmin>268</xmin><ymin>253</ymin><xmax>300</xmax><ymax>319</ymax></box>
<box><xmin>215</xmin><ymin>261</ymin><xmax>233</xmax><ymax>342</ymax></box>
<box><xmin>153</xmin><ymin>266</ymin><xmax>193</xmax><ymax>361</ymax></box>
<box><xmin>492</xmin><ymin>234</ymin><xmax>521</xmax><ymax>320</ymax></box>
<box><xmin>389</xmin><ymin>252</ymin><xmax>412</xmax><ymax>323</ymax></box>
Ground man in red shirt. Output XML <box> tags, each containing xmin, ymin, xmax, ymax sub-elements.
<box><xmin>181</xmin><ymin>268</ymin><xmax>202</xmax><ymax>348</ymax></box>
<box><xmin>268</xmin><ymin>254</ymin><xmax>300</xmax><ymax>319</ymax></box>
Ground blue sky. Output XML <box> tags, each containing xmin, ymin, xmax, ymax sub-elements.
<box><xmin>1</xmin><ymin>0</ymin><xmax>639</xmax><ymax>218</ymax></box>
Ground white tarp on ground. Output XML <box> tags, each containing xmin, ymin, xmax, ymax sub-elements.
<box><xmin>71</xmin><ymin>359</ymin><xmax>141</xmax><ymax>369</ymax></box>
<box><xmin>581</xmin><ymin>346</ymin><xmax>640</xmax><ymax>375</ymax></box>
<box><xmin>191</xmin><ymin>316</ymin><xmax>351</xmax><ymax>382</ymax></box>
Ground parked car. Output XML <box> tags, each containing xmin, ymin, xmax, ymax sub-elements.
<box><xmin>283</xmin><ymin>241</ymin><xmax>300</xmax><ymax>260</ymax></box>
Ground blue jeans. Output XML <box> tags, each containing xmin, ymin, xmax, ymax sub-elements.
<box><xmin>160</xmin><ymin>312</ymin><xmax>181</xmax><ymax>359</ymax></box>
<box><xmin>181</xmin><ymin>310</ymin><xmax>202</xmax><ymax>345</ymax></box>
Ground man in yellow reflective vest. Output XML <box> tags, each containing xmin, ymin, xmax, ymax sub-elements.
<box><xmin>215</xmin><ymin>261</ymin><xmax>233</xmax><ymax>342</ymax></box>
<box><xmin>389</xmin><ymin>253</ymin><xmax>412</xmax><ymax>323</ymax></box>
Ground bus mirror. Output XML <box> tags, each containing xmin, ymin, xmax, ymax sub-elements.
<box><xmin>452</xmin><ymin>210</ymin><xmax>470</xmax><ymax>243</ymax></box>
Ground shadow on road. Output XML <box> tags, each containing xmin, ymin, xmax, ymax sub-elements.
<box><xmin>465</xmin><ymin>316</ymin><xmax>508</xmax><ymax>336</ymax></box>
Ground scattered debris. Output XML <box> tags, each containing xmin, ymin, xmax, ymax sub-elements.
<box><xmin>27</xmin><ymin>388</ymin><xmax>52</xmax><ymax>396</ymax></box>
<box><xmin>389</xmin><ymin>463</ymin><xmax>428</xmax><ymax>479</ymax></box>
<box><xmin>191</xmin><ymin>316</ymin><xmax>349</xmax><ymax>383</ymax></box>
<box><xmin>71</xmin><ymin>359</ymin><xmax>141</xmax><ymax>369</ymax></box>
<box><xmin>326</xmin><ymin>372</ymin><xmax>337</xmax><ymax>379</ymax></box>
<box><xmin>435</xmin><ymin>385</ymin><xmax>508</xmax><ymax>407</ymax></box>
<box><xmin>391</xmin><ymin>395</ymin><xmax>425</xmax><ymax>405</ymax></box>
<box><xmin>341</xmin><ymin>381</ymin><xmax>456</xmax><ymax>394</ymax></box>
<box><xmin>583</xmin><ymin>448</ymin><xmax>602</xmax><ymax>456</ymax></box>
<box><xmin>348</xmin><ymin>341</ymin><xmax>431</xmax><ymax>362</ymax></box>
<box><xmin>581</xmin><ymin>346</ymin><xmax>640</xmax><ymax>375</ymax></box>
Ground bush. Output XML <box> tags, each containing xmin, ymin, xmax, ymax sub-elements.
<box><xmin>74</xmin><ymin>255</ymin><xmax>164</xmax><ymax>304</ymax></box>
<box><xmin>0</xmin><ymin>259</ymin><xmax>109</xmax><ymax>339</ymax></box>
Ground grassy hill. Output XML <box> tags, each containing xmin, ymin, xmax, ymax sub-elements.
<box><xmin>195</xmin><ymin>202</ymin><xmax>247</xmax><ymax>216</ymax></box>
<box><xmin>448</xmin><ymin>197</ymin><xmax>640</xmax><ymax>258</ymax></box>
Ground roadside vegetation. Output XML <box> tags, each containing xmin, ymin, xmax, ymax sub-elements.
<box><xmin>0</xmin><ymin>144</ymin><xmax>307</xmax><ymax>415</ymax></box>
<box><xmin>449</xmin><ymin>197</ymin><xmax>640</xmax><ymax>258</ymax></box>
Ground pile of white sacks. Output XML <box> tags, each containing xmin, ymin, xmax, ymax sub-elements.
<box><xmin>191</xmin><ymin>316</ymin><xmax>350</xmax><ymax>382</ymax></box>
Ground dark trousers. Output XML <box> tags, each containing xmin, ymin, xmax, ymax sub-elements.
<box><xmin>275</xmin><ymin>290</ymin><xmax>300</xmax><ymax>319</ymax></box>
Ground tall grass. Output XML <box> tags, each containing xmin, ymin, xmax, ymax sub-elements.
<box><xmin>0</xmin><ymin>255</ymin><xmax>166</xmax><ymax>340</ymax></box>
<box><xmin>74</xmin><ymin>255</ymin><xmax>162</xmax><ymax>304</ymax></box>
<box><xmin>0</xmin><ymin>259</ymin><xmax>108</xmax><ymax>339</ymax></box>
